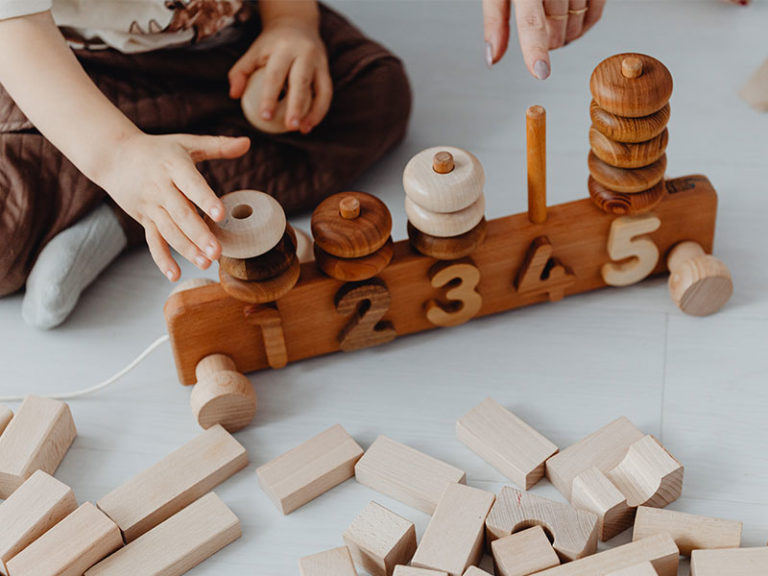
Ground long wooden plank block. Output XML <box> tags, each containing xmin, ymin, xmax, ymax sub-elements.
<box><xmin>165</xmin><ymin>176</ymin><xmax>718</xmax><ymax>384</ymax></box>
<box><xmin>0</xmin><ymin>471</ymin><xmax>77</xmax><ymax>575</ymax></box>
<box><xmin>97</xmin><ymin>424</ymin><xmax>247</xmax><ymax>543</ymax></box>
<box><xmin>690</xmin><ymin>547</ymin><xmax>768</xmax><ymax>575</ymax></box>
<box><xmin>394</xmin><ymin>569</ymin><xmax>447</xmax><ymax>576</ymax></box>
<box><xmin>299</xmin><ymin>546</ymin><xmax>358</xmax><ymax>576</ymax></box>
<box><xmin>0</xmin><ymin>396</ymin><xmax>76</xmax><ymax>498</ymax></box>
<box><xmin>607</xmin><ymin>563</ymin><xmax>658</xmax><ymax>576</ymax></box>
<box><xmin>256</xmin><ymin>424</ymin><xmax>363</xmax><ymax>514</ymax></box>
<box><xmin>85</xmin><ymin>493</ymin><xmax>240</xmax><ymax>576</ymax></box>
<box><xmin>6</xmin><ymin>502</ymin><xmax>123</xmax><ymax>576</ymax></box>
<box><xmin>355</xmin><ymin>436</ymin><xmax>466</xmax><ymax>515</ymax></box>
<box><xmin>0</xmin><ymin>406</ymin><xmax>11</xmax><ymax>436</ymax></box>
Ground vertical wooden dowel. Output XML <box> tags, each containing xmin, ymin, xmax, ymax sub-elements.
<box><xmin>527</xmin><ymin>105</ymin><xmax>547</xmax><ymax>224</ymax></box>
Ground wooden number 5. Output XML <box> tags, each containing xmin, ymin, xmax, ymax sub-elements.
<box><xmin>426</xmin><ymin>261</ymin><xmax>483</xmax><ymax>327</ymax></box>
<box><xmin>336</xmin><ymin>279</ymin><xmax>397</xmax><ymax>352</ymax></box>
<box><xmin>602</xmin><ymin>215</ymin><xmax>662</xmax><ymax>287</ymax></box>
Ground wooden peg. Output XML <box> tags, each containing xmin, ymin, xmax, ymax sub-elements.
<box><xmin>690</xmin><ymin>547</ymin><xmax>768</xmax><ymax>576</ymax></box>
<box><xmin>407</xmin><ymin>219</ymin><xmax>487</xmax><ymax>260</ymax></box>
<box><xmin>406</xmin><ymin>195</ymin><xmax>486</xmax><ymax>238</ymax></box>
<box><xmin>340</xmin><ymin>196</ymin><xmax>361</xmax><ymax>220</ymax></box>
<box><xmin>590</xmin><ymin>101</ymin><xmax>670</xmax><ymax>144</ymax></box>
<box><xmin>602</xmin><ymin>215</ymin><xmax>662</xmax><ymax>287</ymax></box>
<box><xmin>426</xmin><ymin>261</ymin><xmax>483</xmax><ymax>327</ymax></box>
<box><xmin>0</xmin><ymin>406</ymin><xmax>11</xmax><ymax>437</ymax></box>
<box><xmin>433</xmin><ymin>151</ymin><xmax>455</xmax><ymax>174</ymax></box>
<box><xmin>243</xmin><ymin>303</ymin><xmax>289</xmax><ymax>369</ymax></box>
<box><xmin>515</xmin><ymin>237</ymin><xmax>576</xmax><ymax>302</ymax></box>
<box><xmin>588</xmin><ymin>177</ymin><xmax>666</xmax><ymax>216</ymax></box>
<box><xmin>299</xmin><ymin>547</ymin><xmax>358</xmax><ymax>576</ymax></box>
<box><xmin>588</xmin><ymin>152</ymin><xmax>667</xmax><ymax>194</ymax></box>
<box><xmin>607</xmin><ymin>562</ymin><xmax>659</xmax><ymax>576</ymax></box>
<box><xmin>667</xmin><ymin>241</ymin><xmax>732</xmax><ymax>316</ymax></box>
<box><xmin>336</xmin><ymin>279</ymin><xmax>397</xmax><ymax>352</ymax></box>
<box><xmin>622</xmin><ymin>57</ymin><xmax>643</xmax><ymax>79</ymax></box>
<box><xmin>190</xmin><ymin>354</ymin><xmax>257</xmax><ymax>432</ymax></box>
<box><xmin>571</xmin><ymin>467</ymin><xmax>632</xmax><ymax>542</ymax></box>
<box><xmin>403</xmin><ymin>146</ymin><xmax>484</xmax><ymax>213</ymax></box>
<box><xmin>218</xmin><ymin>257</ymin><xmax>301</xmax><ymax>304</ymax></box>
<box><xmin>527</xmin><ymin>105</ymin><xmax>547</xmax><ymax>224</ymax></box>
<box><xmin>491</xmin><ymin>526</ymin><xmax>560</xmax><ymax>576</ymax></box>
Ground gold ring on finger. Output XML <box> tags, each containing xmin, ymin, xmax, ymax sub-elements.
<box><xmin>568</xmin><ymin>7</ymin><xmax>589</xmax><ymax>15</ymax></box>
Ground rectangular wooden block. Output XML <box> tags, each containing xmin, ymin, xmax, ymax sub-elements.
<box><xmin>462</xmin><ymin>569</ymin><xmax>493</xmax><ymax>576</ymax></box>
<box><xmin>491</xmin><ymin>526</ymin><xmax>560</xmax><ymax>576</ymax></box>
<box><xmin>393</xmin><ymin>568</ymin><xmax>447</xmax><ymax>576</ymax></box>
<box><xmin>6</xmin><ymin>502</ymin><xmax>123</xmax><ymax>576</ymax></box>
<box><xmin>299</xmin><ymin>546</ymin><xmax>358</xmax><ymax>576</ymax></box>
<box><xmin>532</xmin><ymin>534</ymin><xmax>679</xmax><ymax>576</ymax></box>
<box><xmin>0</xmin><ymin>406</ymin><xmax>11</xmax><ymax>436</ymax></box>
<box><xmin>355</xmin><ymin>436</ymin><xmax>466</xmax><ymax>515</ymax></box>
<box><xmin>257</xmin><ymin>424</ymin><xmax>363</xmax><ymax>515</ymax></box>
<box><xmin>0</xmin><ymin>396</ymin><xmax>76</xmax><ymax>499</ymax></box>
<box><xmin>606</xmin><ymin>562</ymin><xmax>658</xmax><ymax>576</ymax></box>
<box><xmin>545</xmin><ymin>416</ymin><xmax>644</xmax><ymax>500</ymax></box>
<box><xmin>690</xmin><ymin>547</ymin><xmax>768</xmax><ymax>576</ymax></box>
<box><xmin>97</xmin><ymin>424</ymin><xmax>247</xmax><ymax>543</ymax></box>
<box><xmin>457</xmin><ymin>397</ymin><xmax>557</xmax><ymax>489</ymax></box>
<box><xmin>633</xmin><ymin>506</ymin><xmax>742</xmax><ymax>556</ymax></box>
<box><xmin>85</xmin><ymin>492</ymin><xmax>240</xmax><ymax>576</ymax></box>
<box><xmin>0</xmin><ymin>470</ymin><xmax>77</xmax><ymax>575</ymax></box>
<box><xmin>343</xmin><ymin>501</ymin><xmax>417</xmax><ymax>576</ymax></box>
<box><xmin>411</xmin><ymin>483</ymin><xmax>496</xmax><ymax>576</ymax></box>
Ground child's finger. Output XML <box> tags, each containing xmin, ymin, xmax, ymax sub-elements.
<box><xmin>228</xmin><ymin>45</ymin><xmax>264</xmax><ymax>99</ymax></box>
<box><xmin>170</xmin><ymin>156</ymin><xmax>227</xmax><ymax>224</ymax></box>
<box><xmin>180</xmin><ymin>135</ymin><xmax>251</xmax><ymax>163</ymax></box>
<box><xmin>259</xmin><ymin>52</ymin><xmax>294</xmax><ymax>121</ymax></box>
<box><xmin>513</xmin><ymin>0</ymin><xmax>551</xmax><ymax>79</ymax></box>
<box><xmin>482</xmin><ymin>0</ymin><xmax>511</xmax><ymax>66</ymax></box>
<box><xmin>285</xmin><ymin>58</ymin><xmax>314</xmax><ymax>130</ymax></box>
<box><xmin>164</xmin><ymin>189</ymin><xmax>221</xmax><ymax>261</ymax></box>
<box><xmin>153</xmin><ymin>207</ymin><xmax>211</xmax><ymax>271</ymax></box>
<box><xmin>145</xmin><ymin>222</ymin><xmax>180</xmax><ymax>281</ymax></box>
<box><xmin>581</xmin><ymin>0</ymin><xmax>606</xmax><ymax>33</ymax></box>
<box><xmin>300</xmin><ymin>70</ymin><xmax>333</xmax><ymax>134</ymax></box>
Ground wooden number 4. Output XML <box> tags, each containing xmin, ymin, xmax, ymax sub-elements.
<box><xmin>243</xmin><ymin>303</ymin><xmax>288</xmax><ymax>369</ymax></box>
<box><xmin>426</xmin><ymin>261</ymin><xmax>483</xmax><ymax>327</ymax></box>
<box><xmin>515</xmin><ymin>236</ymin><xmax>576</xmax><ymax>302</ymax></box>
<box><xmin>602</xmin><ymin>215</ymin><xmax>661</xmax><ymax>287</ymax></box>
<box><xmin>335</xmin><ymin>279</ymin><xmax>397</xmax><ymax>352</ymax></box>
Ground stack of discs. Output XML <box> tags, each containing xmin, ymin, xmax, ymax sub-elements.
<box><xmin>211</xmin><ymin>190</ymin><xmax>300</xmax><ymax>304</ymax></box>
<box><xmin>588</xmin><ymin>53</ymin><xmax>672</xmax><ymax>216</ymax></box>
<box><xmin>311</xmin><ymin>191</ymin><xmax>393</xmax><ymax>282</ymax></box>
<box><xmin>403</xmin><ymin>146</ymin><xmax>487</xmax><ymax>260</ymax></box>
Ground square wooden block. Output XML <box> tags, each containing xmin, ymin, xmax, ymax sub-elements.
<box><xmin>491</xmin><ymin>526</ymin><xmax>560</xmax><ymax>576</ymax></box>
<box><xmin>299</xmin><ymin>546</ymin><xmax>358</xmax><ymax>576</ymax></box>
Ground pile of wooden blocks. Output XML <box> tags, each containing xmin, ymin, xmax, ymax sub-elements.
<box><xmin>0</xmin><ymin>396</ymin><xmax>248</xmax><ymax>576</ymax></box>
<box><xmin>254</xmin><ymin>398</ymin><xmax>766</xmax><ymax>575</ymax></box>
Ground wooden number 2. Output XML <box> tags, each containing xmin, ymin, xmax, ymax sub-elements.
<box><xmin>426</xmin><ymin>261</ymin><xmax>483</xmax><ymax>327</ymax></box>
<box><xmin>602</xmin><ymin>215</ymin><xmax>662</xmax><ymax>287</ymax></box>
<box><xmin>243</xmin><ymin>304</ymin><xmax>288</xmax><ymax>369</ymax></box>
<box><xmin>335</xmin><ymin>279</ymin><xmax>397</xmax><ymax>352</ymax></box>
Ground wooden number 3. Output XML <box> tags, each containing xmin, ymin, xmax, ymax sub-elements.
<box><xmin>335</xmin><ymin>279</ymin><xmax>397</xmax><ymax>352</ymax></box>
<box><xmin>426</xmin><ymin>261</ymin><xmax>483</xmax><ymax>327</ymax></box>
<box><xmin>602</xmin><ymin>215</ymin><xmax>662</xmax><ymax>287</ymax></box>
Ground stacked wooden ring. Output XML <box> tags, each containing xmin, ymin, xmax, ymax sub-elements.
<box><xmin>588</xmin><ymin>53</ymin><xmax>672</xmax><ymax>215</ymax></box>
<box><xmin>311</xmin><ymin>192</ymin><xmax>394</xmax><ymax>281</ymax></box>
<box><xmin>211</xmin><ymin>190</ymin><xmax>301</xmax><ymax>304</ymax></box>
<box><xmin>403</xmin><ymin>146</ymin><xmax>487</xmax><ymax>260</ymax></box>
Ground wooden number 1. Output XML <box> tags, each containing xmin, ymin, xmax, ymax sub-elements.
<box><xmin>335</xmin><ymin>279</ymin><xmax>397</xmax><ymax>352</ymax></box>
<box><xmin>602</xmin><ymin>214</ymin><xmax>662</xmax><ymax>287</ymax></box>
<box><xmin>243</xmin><ymin>304</ymin><xmax>288</xmax><ymax>369</ymax></box>
<box><xmin>426</xmin><ymin>261</ymin><xmax>483</xmax><ymax>327</ymax></box>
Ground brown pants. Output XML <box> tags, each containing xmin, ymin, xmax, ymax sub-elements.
<box><xmin>0</xmin><ymin>5</ymin><xmax>411</xmax><ymax>296</ymax></box>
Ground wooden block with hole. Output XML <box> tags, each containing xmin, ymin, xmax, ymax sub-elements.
<box><xmin>632</xmin><ymin>506</ymin><xmax>742</xmax><ymax>556</ymax></box>
<box><xmin>486</xmin><ymin>486</ymin><xmax>598</xmax><ymax>562</ymax></box>
<box><xmin>6</xmin><ymin>502</ymin><xmax>123</xmax><ymax>576</ymax></box>
<box><xmin>97</xmin><ymin>424</ymin><xmax>247</xmax><ymax>543</ymax></box>
<box><xmin>411</xmin><ymin>483</ymin><xmax>495</xmax><ymax>576</ymax></box>
<box><xmin>393</xmin><ymin>568</ymin><xmax>448</xmax><ymax>576</ymax></box>
<box><xmin>355</xmin><ymin>436</ymin><xmax>466</xmax><ymax>515</ymax></box>
<box><xmin>0</xmin><ymin>471</ymin><xmax>77</xmax><ymax>576</ymax></box>
<box><xmin>491</xmin><ymin>526</ymin><xmax>560</xmax><ymax>576</ymax></box>
<box><xmin>0</xmin><ymin>406</ymin><xmax>11</xmax><ymax>436</ymax></box>
<box><xmin>690</xmin><ymin>547</ymin><xmax>768</xmax><ymax>576</ymax></box>
<box><xmin>257</xmin><ymin>424</ymin><xmax>363</xmax><ymax>515</ymax></box>
<box><xmin>343</xmin><ymin>501</ymin><xmax>417</xmax><ymax>576</ymax></box>
<box><xmin>0</xmin><ymin>396</ymin><xmax>76</xmax><ymax>499</ymax></box>
<box><xmin>606</xmin><ymin>562</ymin><xmax>659</xmax><ymax>576</ymax></box>
<box><xmin>299</xmin><ymin>546</ymin><xmax>358</xmax><ymax>576</ymax></box>
<box><xmin>85</xmin><ymin>492</ymin><xmax>240</xmax><ymax>576</ymax></box>
<box><xmin>456</xmin><ymin>397</ymin><xmax>557</xmax><ymax>489</ymax></box>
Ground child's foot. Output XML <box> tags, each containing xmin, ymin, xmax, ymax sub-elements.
<box><xmin>22</xmin><ymin>203</ymin><xmax>127</xmax><ymax>329</ymax></box>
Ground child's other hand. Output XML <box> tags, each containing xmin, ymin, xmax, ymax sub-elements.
<box><xmin>101</xmin><ymin>133</ymin><xmax>250</xmax><ymax>281</ymax></box>
<box><xmin>228</xmin><ymin>20</ymin><xmax>332</xmax><ymax>134</ymax></box>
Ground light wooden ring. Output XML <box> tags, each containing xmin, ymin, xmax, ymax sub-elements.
<box><xmin>241</xmin><ymin>68</ymin><xmax>291</xmax><ymax>134</ymax></box>
<box><xmin>403</xmin><ymin>146</ymin><xmax>485</xmax><ymax>213</ymax></box>
<box><xmin>219</xmin><ymin>257</ymin><xmax>300</xmax><ymax>304</ymax></box>
<box><xmin>405</xmin><ymin>194</ymin><xmax>485</xmax><ymax>238</ymax></box>
<box><xmin>191</xmin><ymin>354</ymin><xmax>257</xmax><ymax>432</ymax></box>
<box><xmin>208</xmin><ymin>190</ymin><xmax>286</xmax><ymax>259</ymax></box>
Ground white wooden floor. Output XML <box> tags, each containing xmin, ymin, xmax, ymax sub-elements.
<box><xmin>1</xmin><ymin>1</ymin><xmax>766</xmax><ymax>574</ymax></box>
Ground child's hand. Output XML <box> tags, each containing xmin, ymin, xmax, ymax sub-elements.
<box><xmin>228</xmin><ymin>19</ymin><xmax>332</xmax><ymax>134</ymax></box>
<box><xmin>100</xmin><ymin>133</ymin><xmax>250</xmax><ymax>281</ymax></box>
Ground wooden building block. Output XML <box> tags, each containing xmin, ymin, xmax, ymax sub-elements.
<box><xmin>6</xmin><ymin>502</ymin><xmax>123</xmax><ymax>576</ymax></box>
<box><xmin>491</xmin><ymin>526</ymin><xmax>560</xmax><ymax>576</ymax></box>
<box><xmin>257</xmin><ymin>424</ymin><xmax>362</xmax><ymax>515</ymax></box>
<box><xmin>633</xmin><ymin>506</ymin><xmax>742</xmax><ymax>556</ymax></box>
<box><xmin>0</xmin><ymin>396</ymin><xmax>76</xmax><ymax>499</ymax></box>
<box><xmin>411</xmin><ymin>483</ymin><xmax>495</xmax><ymax>576</ymax></box>
<box><xmin>571</xmin><ymin>466</ymin><xmax>632</xmax><ymax>541</ymax></box>
<box><xmin>462</xmin><ymin>568</ymin><xmax>492</xmax><ymax>576</ymax></box>
<box><xmin>0</xmin><ymin>471</ymin><xmax>77</xmax><ymax>575</ymax></box>
<box><xmin>299</xmin><ymin>546</ymin><xmax>358</xmax><ymax>576</ymax></box>
<box><xmin>690</xmin><ymin>547</ymin><xmax>768</xmax><ymax>576</ymax></box>
<box><xmin>532</xmin><ymin>533</ymin><xmax>679</xmax><ymax>576</ymax></box>
<box><xmin>545</xmin><ymin>416</ymin><xmax>644</xmax><ymax>500</ymax></box>
<box><xmin>97</xmin><ymin>424</ymin><xmax>247</xmax><ymax>543</ymax></box>
<box><xmin>456</xmin><ymin>397</ymin><xmax>557</xmax><ymax>489</ymax></box>
<box><xmin>486</xmin><ymin>487</ymin><xmax>598</xmax><ymax>562</ymax></box>
<box><xmin>606</xmin><ymin>562</ymin><xmax>658</xmax><ymax>576</ymax></box>
<box><xmin>0</xmin><ymin>406</ymin><xmax>11</xmax><ymax>436</ymax></box>
<box><xmin>393</xmin><ymin>568</ymin><xmax>447</xmax><ymax>576</ymax></box>
<box><xmin>355</xmin><ymin>436</ymin><xmax>466</xmax><ymax>515</ymax></box>
<box><xmin>85</xmin><ymin>493</ymin><xmax>240</xmax><ymax>576</ymax></box>
<box><xmin>343</xmin><ymin>501</ymin><xmax>417</xmax><ymax>576</ymax></box>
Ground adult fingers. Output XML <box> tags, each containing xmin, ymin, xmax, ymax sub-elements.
<box><xmin>153</xmin><ymin>207</ymin><xmax>211</xmax><ymax>271</ymax></box>
<box><xmin>482</xmin><ymin>0</ymin><xmax>511</xmax><ymax>66</ymax></box>
<box><xmin>513</xmin><ymin>0</ymin><xmax>551</xmax><ymax>79</ymax></box>
<box><xmin>300</xmin><ymin>69</ymin><xmax>333</xmax><ymax>134</ymax></box>
<box><xmin>285</xmin><ymin>57</ymin><xmax>315</xmax><ymax>130</ymax></box>
<box><xmin>145</xmin><ymin>222</ymin><xmax>179</xmax><ymax>281</ymax></box>
<box><xmin>258</xmin><ymin>50</ymin><xmax>294</xmax><ymax>121</ymax></box>
<box><xmin>544</xmin><ymin>0</ymin><xmax>569</xmax><ymax>49</ymax></box>
<box><xmin>582</xmin><ymin>0</ymin><xmax>606</xmax><ymax>34</ymax></box>
<box><xmin>565</xmin><ymin>0</ymin><xmax>588</xmax><ymax>43</ymax></box>
<box><xmin>164</xmin><ymin>186</ymin><xmax>221</xmax><ymax>261</ymax></box>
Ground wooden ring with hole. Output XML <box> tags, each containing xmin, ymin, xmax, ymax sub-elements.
<box><xmin>314</xmin><ymin>237</ymin><xmax>394</xmax><ymax>281</ymax></box>
<box><xmin>590</xmin><ymin>127</ymin><xmax>669</xmax><ymax>169</ymax></box>
<box><xmin>407</xmin><ymin>219</ymin><xmax>487</xmax><ymax>260</ymax></box>
<box><xmin>311</xmin><ymin>192</ymin><xmax>392</xmax><ymax>259</ymax></box>
<box><xmin>590</xmin><ymin>53</ymin><xmax>673</xmax><ymax>118</ymax></box>
<box><xmin>588</xmin><ymin>151</ymin><xmax>667</xmax><ymax>194</ymax></box>
<box><xmin>219</xmin><ymin>257</ymin><xmax>300</xmax><ymax>304</ymax></box>
<box><xmin>219</xmin><ymin>225</ymin><xmax>297</xmax><ymax>282</ymax></box>
<box><xmin>588</xmin><ymin>176</ymin><xmax>667</xmax><ymax>216</ymax></box>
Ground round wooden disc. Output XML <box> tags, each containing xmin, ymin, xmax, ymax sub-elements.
<box><xmin>190</xmin><ymin>371</ymin><xmax>257</xmax><ymax>432</ymax></box>
<box><xmin>219</xmin><ymin>257</ymin><xmax>300</xmax><ymax>304</ymax></box>
<box><xmin>588</xmin><ymin>151</ymin><xmax>667</xmax><ymax>194</ymax></box>
<box><xmin>588</xmin><ymin>176</ymin><xmax>667</xmax><ymax>216</ymax></box>
<box><xmin>405</xmin><ymin>194</ymin><xmax>485</xmax><ymax>238</ymax></box>
<box><xmin>590</xmin><ymin>53</ymin><xmax>673</xmax><ymax>118</ymax></box>
<box><xmin>407</xmin><ymin>218</ymin><xmax>487</xmax><ymax>260</ymax></box>
<box><xmin>590</xmin><ymin>100</ymin><xmax>670</xmax><ymax>143</ymax></box>
<box><xmin>311</xmin><ymin>192</ymin><xmax>392</xmax><ymax>259</ymax></box>
<box><xmin>207</xmin><ymin>190</ymin><xmax>286</xmax><ymax>259</ymax></box>
<box><xmin>219</xmin><ymin>227</ymin><xmax>297</xmax><ymax>282</ymax></box>
<box><xmin>590</xmin><ymin>127</ymin><xmax>669</xmax><ymax>169</ymax></box>
<box><xmin>669</xmin><ymin>256</ymin><xmax>733</xmax><ymax>316</ymax></box>
<box><xmin>402</xmin><ymin>146</ymin><xmax>485</xmax><ymax>213</ymax></box>
<box><xmin>314</xmin><ymin>237</ymin><xmax>394</xmax><ymax>282</ymax></box>
<box><xmin>241</xmin><ymin>68</ymin><xmax>292</xmax><ymax>135</ymax></box>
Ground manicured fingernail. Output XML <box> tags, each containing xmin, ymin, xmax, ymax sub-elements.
<box><xmin>485</xmin><ymin>41</ymin><xmax>494</xmax><ymax>68</ymax></box>
<box><xmin>166</xmin><ymin>270</ymin><xmax>175</xmax><ymax>281</ymax></box>
<box><xmin>195</xmin><ymin>256</ymin><xmax>209</xmax><ymax>268</ymax></box>
<box><xmin>210</xmin><ymin>206</ymin><xmax>222</xmax><ymax>220</ymax></box>
<box><xmin>261</xmin><ymin>110</ymin><xmax>273</xmax><ymax>120</ymax></box>
<box><xmin>534</xmin><ymin>60</ymin><xmax>550</xmax><ymax>80</ymax></box>
<box><xmin>205</xmin><ymin>244</ymin><xmax>217</xmax><ymax>259</ymax></box>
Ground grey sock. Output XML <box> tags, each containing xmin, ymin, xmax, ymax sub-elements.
<box><xmin>22</xmin><ymin>203</ymin><xmax>127</xmax><ymax>329</ymax></box>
